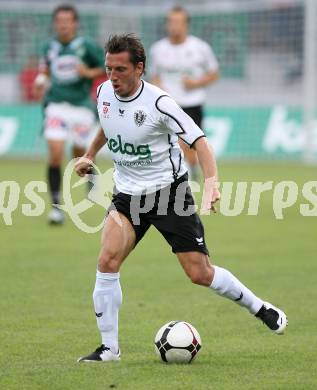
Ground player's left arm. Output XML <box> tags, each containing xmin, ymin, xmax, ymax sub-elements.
<box><xmin>157</xmin><ymin>95</ymin><xmax>220</xmax><ymax>212</ymax></box>
<box><xmin>77</xmin><ymin>39</ymin><xmax>106</xmax><ymax>80</ymax></box>
<box><xmin>183</xmin><ymin>70</ymin><xmax>219</xmax><ymax>90</ymax></box>
<box><xmin>192</xmin><ymin>137</ymin><xmax>220</xmax><ymax>213</ymax></box>
<box><xmin>183</xmin><ymin>42</ymin><xmax>219</xmax><ymax>90</ymax></box>
<box><xmin>77</xmin><ymin>64</ymin><xmax>105</xmax><ymax>79</ymax></box>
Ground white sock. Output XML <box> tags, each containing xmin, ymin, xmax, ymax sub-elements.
<box><xmin>93</xmin><ymin>270</ymin><xmax>122</xmax><ymax>353</ymax></box>
<box><xmin>210</xmin><ymin>266</ymin><xmax>263</xmax><ymax>314</ymax></box>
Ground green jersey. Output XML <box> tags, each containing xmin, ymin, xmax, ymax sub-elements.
<box><xmin>40</xmin><ymin>36</ymin><xmax>104</xmax><ymax>110</ymax></box>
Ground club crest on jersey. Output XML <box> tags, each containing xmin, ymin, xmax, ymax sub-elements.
<box><xmin>134</xmin><ymin>110</ymin><xmax>147</xmax><ymax>127</ymax></box>
<box><xmin>102</xmin><ymin>102</ymin><xmax>110</xmax><ymax>117</ymax></box>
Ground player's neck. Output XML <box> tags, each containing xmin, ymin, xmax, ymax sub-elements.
<box><xmin>130</xmin><ymin>79</ymin><xmax>142</xmax><ymax>96</ymax></box>
<box><xmin>116</xmin><ymin>80</ymin><xmax>143</xmax><ymax>100</ymax></box>
<box><xmin>169</xmin><ymin>35</ymin><xmax>187</xmax><ymax>45</ymax></box>
<box><xmin>58</xmin><ymin>33</ymin><xmax>76</xmax><ymax>45</ymax></box>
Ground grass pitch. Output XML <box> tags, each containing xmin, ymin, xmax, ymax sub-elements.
<box><xmin>0</xmin><ymin>159</ymin><xmax>316</xmax><ymax>390</ymax></box>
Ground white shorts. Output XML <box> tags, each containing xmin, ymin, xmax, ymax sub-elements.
<box><xmin>44</xmin><ymin>102</ymin><xmax>96</xmax><ymax>148</ymax></box>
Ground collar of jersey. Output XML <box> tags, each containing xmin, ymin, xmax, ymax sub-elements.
<box><xmin>54</xmin><ymin>35</ymin><xmax>82</xmax><ymax>48</ymax></box>
<box><xmin>114</xmin><ymin>80</ymin><xmax>144</xmax><ymax>103</ymax></box>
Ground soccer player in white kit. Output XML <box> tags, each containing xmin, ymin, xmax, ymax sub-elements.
<box><xmin>75</xmin><ymin>34</ymin><xmax>287</xmax><ymax>362</ymax></box>
<box><xmin>150</xmin><ymin>6</ymin><xmax>219</xmax><ymax>181</ymax></box>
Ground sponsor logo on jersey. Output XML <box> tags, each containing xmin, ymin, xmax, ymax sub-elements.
<box><xmin>51</xmin><ymin>55</ymin><xmax>80</xmax><ymax>83</ymax></box>
<box><xmin>134</xmin><ymin>110</ymin><xmax>147</xmax><ymax>127</ymax></box>
<box><xmin>108</xmin><ymin>134</ymin><xmax>151</xmax><ymax>160</ymax></box>
<box><xmin>119</xmin><ymin>109</ymin><xmax>125</xmax><ymax>117</ymax></box>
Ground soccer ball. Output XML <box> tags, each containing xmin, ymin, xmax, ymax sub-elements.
<box><xmin>154</xmin><ymin>321</ymin><xmax>202</xmax><ymax>363</ymax></box>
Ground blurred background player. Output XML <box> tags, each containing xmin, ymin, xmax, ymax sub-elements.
<box><xmin>33</xmin><ymin>4</ymin><xmax>106</xmax><ymax>224</ymax></box>
<box><xmin>150</xmin><ymin>6</ymin><xmax>219</xmax><ymax>181</ymax></box>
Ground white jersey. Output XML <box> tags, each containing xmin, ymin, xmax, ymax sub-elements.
<box><xmin>97</xmin><ymin>80</ymin><xmax>205</xmax><ymax>195</ymax></box>
<box><xmin>150</xmin><ymin>35</ymin><xmax>219</xmax><ymax>108</ymax></box>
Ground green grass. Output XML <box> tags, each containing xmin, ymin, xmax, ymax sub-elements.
<box><xmin>0</xmin><ymin>159</ymin><xmax>316</xmax><ymax>389</ymax></box>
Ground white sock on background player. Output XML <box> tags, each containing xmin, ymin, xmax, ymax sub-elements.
<box><xmin>210</xmin><ymin>265</ymin><xmax>264</xmax><ymax>314</ymax></box>
<box><xmin>93</xmin><ymin>271</ymin><xmax>122</xmax><ymax>353</ymax></box>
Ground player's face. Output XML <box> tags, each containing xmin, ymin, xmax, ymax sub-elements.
<box><xmin>54</xmin><ymin>11</ymin><xmax>78</xmax><ymax>42</ymax></box>
<box><xmin>105</xmin><ymin>51</ymin><xmax>144</xmax><ymax>97</ymax></box>
<box><xmin>166</xmin><ymin>11</ymin><xmax>188</xmax><ymax>42</ymax></box>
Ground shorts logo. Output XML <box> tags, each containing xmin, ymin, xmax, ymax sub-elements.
<box><xmin>134</xmin><ymin>110</ymin><xmax>147</xmax><ymax>127</ymax></box>
<box><xmin>195</xmin><ymin>237</ymin><xmax>204</xmax><ymax>246</ymax></box>
<box><xmin>47</xmin><ymin>117</ymin><xmax>66</xmax><ymax>128</ymax></box>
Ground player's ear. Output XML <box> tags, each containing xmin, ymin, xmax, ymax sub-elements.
<box><xmin>136</xmin><ymin>62</ymin><xmax>144</xmax><ymax>76</ymax></box>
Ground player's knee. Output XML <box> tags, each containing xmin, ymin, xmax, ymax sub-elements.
<box><xmin>188</xmin><ymin>269</ymin><xmax>203</xmax><ymax>285</ymax></box>
<box><xmin>188</xmin><ymin>267</ymin><xmax>212</xmax><ymax>286</ymax></box>
<box><xmin>98</xmin><ymin>250</ymin><xmax>121</xmax><ymax>273</ymax></box>
<box><xmin>49</xmin><ymin>156</ymin><xmax>62</xmax><ymax>167</ymax></box>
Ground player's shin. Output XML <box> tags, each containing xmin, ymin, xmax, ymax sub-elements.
<box><xmin>47</xmin><ymin>165</ymin><xmax>61</xmax><ymax>205</ymax></box>
<box><xmin>93</xmin><ymin>271</ymin><xmax>122</xmax><ymax>354</ymax></box>
<box><xmin>209</xmin><ymin>265</ymin><xmax>263</xmax><ymax>314</ymax></box>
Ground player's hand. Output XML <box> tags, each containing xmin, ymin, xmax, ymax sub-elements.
<box><xmin>201</xmin><ymin>177</ymin><xmax>221</xmax><ymax>214</ymax></box>
<box><xmin>182</xmin><ymin>76</ymin><xmax>199</xmax><ymax>90</ymax></box>
<box><xmin>74</xmin><ymin>156</ymin><xmax>93</xmax><ymax>177</ymax></box>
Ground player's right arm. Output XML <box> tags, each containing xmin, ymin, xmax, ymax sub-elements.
<box><xmin>75</xmin><ymin>128</ymin><xmax>108</xmax><ymax>177</ymax></box>
<box><xmin>149</xmin><ymin>45</ymin><xmax>163</xmax><ymax>88</ymax></box>
<box><xmin>32</xmin><ymin>44</ymin><xmax>51</xmax><ymax>100</ymax></box>
<box><xmin>32</xmin><ymin>70</ymin><xmax>50</xmax><ymax>100</ymax></box>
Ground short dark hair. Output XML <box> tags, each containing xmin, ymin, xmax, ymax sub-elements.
<box><xmin>53</xmin><ymin>4</ymin><xmax>79</xmax><ymax>21</ymax></box>
<box><xmin>168</xmin><ymin>6</ymin><xmax>190</xmax><ymax>24</ymax></box>
<box><xmin>105</xmin><ymin>34</ymin><xmax>146</xmax><ymax>74</ymax></box>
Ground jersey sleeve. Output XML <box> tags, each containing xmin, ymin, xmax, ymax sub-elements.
<box><xmin>96</xmin><ymin>82</ymin><xmax>105</xmax><ymax>101</ymax></box>
<box><xmin>156</xmin><ymin>95</ymin><xmax>205</xmax><ymax>147</ymax></box>
<box><xmin>85</xmin><ymin>39</ymin><xmax>105</xmax><ymax>69</ymax></box>
<box><xmin>202</xmin><ymin>42</ymin><xmax>219</xmax><ymax>73</ymax></box>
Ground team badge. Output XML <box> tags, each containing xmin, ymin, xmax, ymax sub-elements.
<box><xmin>102</xmin><ymin>102</ymin><xmax>110</xmax><ymax>117</ymax></box>
<box><xmin>134</xmin><ymin>110</ymin><xmax>147</xmax><ymax>127</ymax></box>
